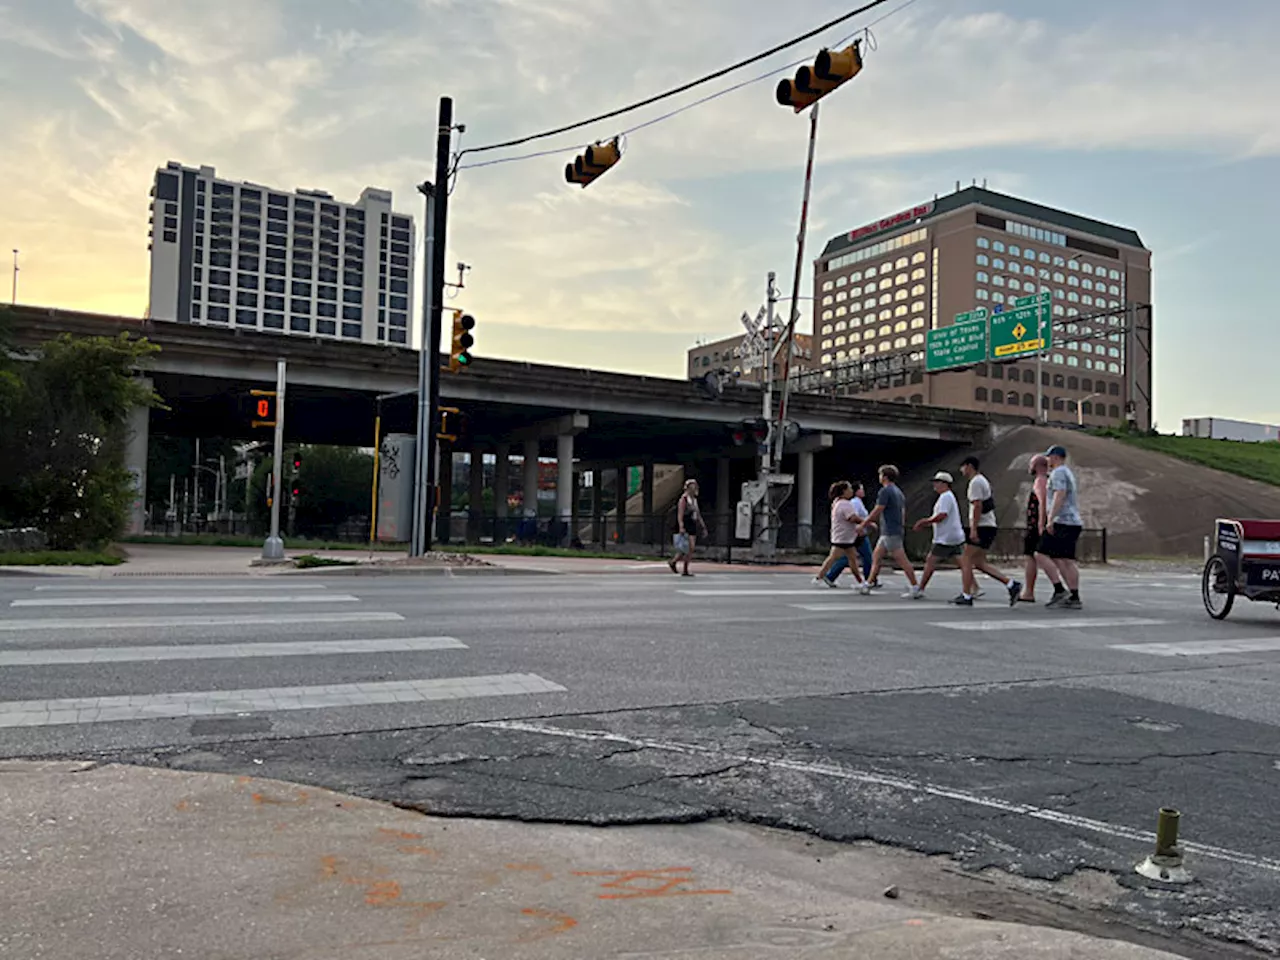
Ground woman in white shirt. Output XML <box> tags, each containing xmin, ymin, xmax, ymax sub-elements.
<box><xmin>813</xmin><ymin>481</ymin><xmax>867</xmax><ymax>588</ymax></box>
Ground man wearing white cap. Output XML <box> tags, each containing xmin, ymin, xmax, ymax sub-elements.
<box><xmin>911</xmin><ymin>470</ymin><xmax>967</xmax><ymax>599</ymax></box>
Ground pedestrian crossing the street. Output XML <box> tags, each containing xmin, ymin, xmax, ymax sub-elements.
<box><xmin>0</xmin><ymin>580</ymin><xmax>567</xmax><ymax>737</ymax></box>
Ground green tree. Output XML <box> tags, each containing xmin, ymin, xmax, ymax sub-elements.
<box><xmin>246</xmin><ymin>445</ymin><xmax>374</xmax><ymax>539</ymax></box>
<box><xmin>0</xmin><ymin>331</ymin><xmax>160</xmax><ymax>548</ymax></box>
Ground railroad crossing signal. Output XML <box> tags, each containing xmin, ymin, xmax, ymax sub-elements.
<box><xmin>249</xmin><ymin>388</ymin><xmax>276</xmax><ymax>429</ymax></box>
<box><xmin>776</xmin><ymin>41</ymin><xmax>863</xmax><ymax>112</ymax></box>
<box><xmin>449</xmin><ymin>311</ymin><xmax>475</xmax><ymax>372</ymax></box>
<box><xmin>565</xmin><ymin>138</ymin><xmax>621</xmax><ymax>187</ymax></box>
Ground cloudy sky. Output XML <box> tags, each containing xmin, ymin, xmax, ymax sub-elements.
<box><xmin>2</xmin><ymin>0</ymin><xmax>1278</xmax><ymax>430</ymax></box>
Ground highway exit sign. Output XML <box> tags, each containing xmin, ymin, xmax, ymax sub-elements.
<box><xmin>926</xmin><ymin>308</ymin><xmax>988</xmax><ymax>373</ymax></box>
<box><xmin>990</xmin><ymin>293</ymin><xmax>1052</xmax><ymax>360</ymax></box>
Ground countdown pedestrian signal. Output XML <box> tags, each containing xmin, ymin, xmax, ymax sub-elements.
<box><xmin>249</xmin><ymin>389</ymin><xmax>277</xmax><ymax>429</ymax></box>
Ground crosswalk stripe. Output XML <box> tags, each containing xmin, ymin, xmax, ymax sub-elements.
<box><xmin>0</xmin><ymin>673</ymin><xmax>567</xmax><ymax>728</ymax></box>
<box><xmin>0</xmin><ymin>612</ymin><xmax>404</xmax><ymax>633</ymax></box>
<box><xmin>680</xmin><ymin>589</ymin><xmax>850</xmax><ymax>597</ymax></box>
<box><xmin>932</xmin><ymin>617</ymin><xmax>1168</xmax><ymax>633</ymax></box>
<box><xmin>31</xmin><ymin>583</ymin><xmax>332</xmax><ymax>592</ymax></box>
<box><xmin>790</xmin><ymin>603</ymin><xmax>926</xmax><ymax>613</ymax></box>
<box><xmin>1111</xmin><ymin>637</ymin><xmax>1280</xmax><ymax>657</ymax></box>
<box><xmin>0</xmin><ymin>636</ymin><xmax>466</xmax><ymax>666</ymax></box>
<box><xmin>11</xmin><ymin>594</ymin><xmax>359</xmax><ymax>608</ymax></box>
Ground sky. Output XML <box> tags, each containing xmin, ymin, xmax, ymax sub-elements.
<box><xmin>2</xmin><ymin>0</ymin><xmax>1278</xmax><ymax>431</ymax></box>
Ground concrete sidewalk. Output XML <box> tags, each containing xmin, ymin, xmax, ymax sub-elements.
<box><xmin>0</xmin><ymin>762</ymin><xmax>1184</xmax><ymax>959</ymax></box>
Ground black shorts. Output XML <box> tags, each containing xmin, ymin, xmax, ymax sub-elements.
<box><xmin>1023</xmin><ymin>531</ymin><xmax>1041</xmax><ymax>557</ymax></box>
<box><xmin>930</xmin><ymin>542</ymin><xmax>963</xmax><ymax>560</ymax></box>
<box><xmin>1039</xmin><ymin>524</ymin><xmax>1082</xmax><ymax>560</ymax></box>
<box><xmin>832</xmin><ymin>542</ymin><xmax>856</xmax><ymax>550</ymax></box>
<box><xmin>966</xmin><ymin>527</ymin><xmax>997</xmax><ymax>551</ymax></box>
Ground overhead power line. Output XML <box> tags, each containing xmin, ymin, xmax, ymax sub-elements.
<box><xmin>461</xmin><ymin>0</ymin><xmax>896</xmax><ymax>157</ymax></box>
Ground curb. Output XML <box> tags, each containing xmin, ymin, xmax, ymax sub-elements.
<box><xmin>281</xmin><ymin>564</ymin><xmax>558</xmax><ymax>577</ymax></box>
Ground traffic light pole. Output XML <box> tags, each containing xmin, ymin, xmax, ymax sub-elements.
<box><xmin>411</xmin><ymin>186</ymin><xmax>436</xmax><ymax>558</ymax></box>
<box><xmin>412</xmin><ymin>96</ymin><xmax>454</xmax><ymax>556</ymax></box>
<box><xmin>261</xmin><ymin>358</ymin><xmax>286</xmax><ymax>560</ymax></box>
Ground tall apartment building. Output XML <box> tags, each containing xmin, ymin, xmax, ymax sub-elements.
<box><xmin>148</xmin><ymin>162</ymin><xmax>415</xmax><ymax>346</ymax></box>
<box><xmin>687</xmin><ymin>332</ymin><xmax>814</xmax><ymax>386</ymax></box>
<box><xmin>811</xmin><ymin>186</ymin><xmax>1152</xmax><ymax>429</ymax></box>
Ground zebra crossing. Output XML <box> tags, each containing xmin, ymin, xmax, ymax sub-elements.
<box><xmin>0</xmin><ymin>579</ymin><xmax>567</xmax><ymax>738</ymax></box>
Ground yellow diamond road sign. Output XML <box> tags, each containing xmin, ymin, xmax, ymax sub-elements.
<box><xmin>1012</xmin><ymin>322</ymin><xmax>1027</xmax><ymax>340</ymax></box>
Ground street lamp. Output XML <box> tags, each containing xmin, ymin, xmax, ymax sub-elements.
<box><xmin>1078</xmin><ymin>391</ymin><xmax>1103</xmax><ymax>427</ymax></box>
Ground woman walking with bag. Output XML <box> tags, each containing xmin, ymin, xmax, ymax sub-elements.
<box><xmin>669</xmin><ymin>479</ymin><xmax>708</xmax><ymax>577</ymax></box>
<box><xmin>812</xmin><ymin>481</ymin><xmax>866</xmax><ymax>588</ymax></box>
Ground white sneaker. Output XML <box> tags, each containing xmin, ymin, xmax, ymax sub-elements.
<box><xmin>857</xmin><ymin>583</ymin><xmax>872</xmax><ymax>596</ymax></box>
<box><xmin>811</xmin><ymin>577</ymin><xmax>829</xmax><ymax>589</ymax></box>
<box><xmin>904</xmin><ymin>587</ymin><xmax>924</xmax><ymax>599</ymax></box>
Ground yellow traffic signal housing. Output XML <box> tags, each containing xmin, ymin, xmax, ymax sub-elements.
<box><xmin>438</xmin><ymin>406</ymin><xmax>460</xmax><ymax>443</ymax></box>
<box><xmin>449</xmin><ymin>310</ymin><xmax>476</xmax><ymax>372</ymax></box>
<box><xmin>249</xmin><ymin>388</ymin><xmax>277</xmax><ymax>428</ymax></box>
<box><xmin>776</xmin><ymin>41</ymin><xmax>863</xmax><ymax>112</ymax></box>
<box><xmin>565</xmin><ymin>138</ymin><xmax>621</xmax><ymax>188</ymax></box>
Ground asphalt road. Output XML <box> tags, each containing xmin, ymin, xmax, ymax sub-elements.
<box><xmin>2</xmin><ymin>564</ymin><xmax>1279</xmax><ymax>956</ymax></box>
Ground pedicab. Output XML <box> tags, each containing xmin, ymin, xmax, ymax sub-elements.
<box><xmin>1202</xmin><ymin>518</ymin><xmax>1280</xmax><ymax>620</ymax></box>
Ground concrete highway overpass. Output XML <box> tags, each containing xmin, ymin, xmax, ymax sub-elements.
<box><xmin>7</xmin><ymin>306</ymin><xmax>1008</xmax><ymax>542</ymax></box>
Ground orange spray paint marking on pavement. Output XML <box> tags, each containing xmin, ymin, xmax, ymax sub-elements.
<box><xmin>572</xmin><ymin>867</ymin><xmax>732</xmax><ymax>900</ymax></box>
<box><xmin>516</xmin><ymin>908</ymin><xmax>578</xmax><ymax>942</ymax></box>
<box><xmin>252</xmin><ymin>788</ymin><xmax>310</xmax><ymax>806</ymax></box>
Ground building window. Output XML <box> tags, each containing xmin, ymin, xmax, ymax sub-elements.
<box><xmin>977</xmin><ymin>237</ymin><xmax>990</xmax><ymax>250</ymax></box>
<box><xmin>992</xmin><ymin>276</ymin><xmax>1005</xmax><ymax>287</ymax></box>
<box><xmin>894</xmin><ymin>337</ymin><xmax>908</xmax><ymax>349</ymax></box>
<box><xmin>1021</xmin><ymin>392</ymin><xmax>1033</xmax><ymax>408</ymax></box>
<box><xmin>822</xmin><ymin>296</ymin><xmax>834</xmax><ymax>306</ymax></box>
<box><xmin>1008</xmin><ymin>279</ymin><xmax>1021</xmax><ymax>291</ymax></box>
<box><xmin>821</xmin><ymin>324</ymin><xmax>833</xmax><ymax>335</ymax></box>
<box><xmin>991</xmin><ymin>389</ymin><xmax>1004</xmax><ymax>404</ymax></box>
<box><xmin>976</xmin><ymin>255</ymin><xmax>988</xmax><ymax>267</ymax></box>
<box><xmin>975</xmin><ymin>288</ymin><xmax>989</xmax><ymax>300</ymax></box>
<box><xmin>911</xmin><ymin>251</ymin><xmax>926</xmax><ymax>264</ymax></box>
<box><xmin>975</xmin><ymin>387</ymin><xmax>988</xmax><ymax>401</ymax></box>
<box><xmin>835</xmin><ymin>306</ymin><xmax>847</xmax><ymax>317</ymax></box>
<box><xmin>879</xmin><ymin>293</ymin><xmax>892</xmax><ymax>305</ymax></box>
<box><xmin>910</xmin><ymin>333</ymin><xmax>925</xmax><ymax>345</ymax></box>
<box><xmin>993</xmin><ymin>291</ymin><xmax>1005</xmax><ymax>303</ymax></box>
<box><xmin>976</xmin><ymin>271</ymin><xmax>989</xmax><ymax>283</ymax></box>
<box><xmin>992</xmin><ymin>258</ymin><xmax>1005</xmax><ymax>270</ymax></box>
<box><xmin>1082</xmin><ymin>263</ymin><xmax>1094</xmax><ymax>274</ymax></box>
<box><xmin>894</xmin><ymin>290</ymin><xmax>908</xmax><ymax>302</ymax></box>
<box><xmin>822</xmin><ymin>281</ymin><xmax>834</xmax><ymax>291</ymax></box>
<box><xmin>879</xmin><ymin>278</ymin><xmax>893</xmax><ymax>291</ymax></box>
<box><xmin>1068</xmin><ymin>260</ymin><xmax>1080</xmax><ymax>271</ymax></box>
<box><xmin>207</xmin><ymin>306</ymin><xmax>229</xmax><ymax>323</ymax></box>
<box><xmin>836</xmin><ymin>276</ymin><xmax>848</xmax><ymax>287</ymax></box>
<box><xmin>894</xmin><ymin>320</ymin><xmax>908</xmax><ymax>332</ymax></box>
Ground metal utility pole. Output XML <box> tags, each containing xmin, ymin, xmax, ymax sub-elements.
<box><xmin>411</xmin><ymin>187</ymin><xmax>436</xmax><ymax>557</ymax></box>
<box><xmin>10</xmin><ymin>250</ymin><xmax>17</xmax><ymax>305</ymax></box>
<box><xmin>412</xmin><ymin>96</ymin><xmax>454</xmax><ymax>556</ymax></box>
<box><xmin>261</xmin><ymin>359</ymin><xmax>287</xmax><ymax>560</ymax></box>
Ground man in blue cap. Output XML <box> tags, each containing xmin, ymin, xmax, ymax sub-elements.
<box><xmin>1035</xmin><ymin>444</ymin><xmax>1083</xmax><ymax>609</ymax></box>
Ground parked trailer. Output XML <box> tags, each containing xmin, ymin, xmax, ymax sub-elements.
<box><xmin>1181</xmin><ymin>417</ymin><xmax>1280</xmax><ymax>443</ymax></box>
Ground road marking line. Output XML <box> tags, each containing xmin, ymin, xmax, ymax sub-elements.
<box><xmin>0</xmin><ymin>612</ymin><xmax>404</xmax><ymax>633</ymax></box>
<box><xmin>31</xmin><ymin>583</ymin><xmax>332</xmax><ymax>592</ymax></box>
<box><xmin>931</xmin><ymin>617</ymin><xmax>1168</xmax><ymax>633</ymax></box>
<box><xmin>475</xmin><ymin>720</ymin><xmax>1280</xmax><ymax>877</ymax></box>
<box><xmin>0</xmin><ymin>636</ymin><xmax>467</xmax><ymax>666</ymax></box>
<box><xmin>680</xmin><ymin>589</ymin><xmax>865</xmax><ymax>597</ymax></box>
<box><xmin>790</xmin><ymin>603</ymin><xmax>927</xmax><ymax>613</ymax></box>
<box><xmin>11</xmin><ymin>594</ymin><xmax>360</xmax><ymax>608</ymax></box>
<box><xmin>0</xmin><ymin>674</ymin><xmax>566</xmax><ymax>728</ymax></box>
<box><xmin>1111</xmin><ymin>637</ymin><xmax>1280</xmax><ymax>657</ymax></box>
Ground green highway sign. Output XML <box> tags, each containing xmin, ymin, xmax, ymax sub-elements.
<box><xmin>990</xmin><ymin>293</ymin><xmax>1053</xmax><ymax>360</ymax></box>
<box><xmin>926</xmin><ymin>307</ymin><xmax>988</xmax><ymax>373</ymax></box>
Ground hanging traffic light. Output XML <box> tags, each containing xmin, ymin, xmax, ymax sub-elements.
<box><xmin>776</xmin><ymin>41</ymin><xmax>863</xmax><ymax>112</ymax></box>
<box><xmin>565</xmin><ymin>138</ymin><xmax>621</xmax><ymax>188</ymax></box>
<box><xmin>449</xmin><ymin>311</ymin><xmax>475</xmax><ymax>372</ymax></box>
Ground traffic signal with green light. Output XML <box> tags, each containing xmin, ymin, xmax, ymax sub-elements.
<box><xmin>565</xmin><ymin>138</ymin><xmax>621</xmax><ymax>188</ymax></box>
<box><xmin>776</xmin><ymin>41</ymin><xmax>863</xmax><ymax>112</ymax></box>
<box><xmin>449</xmin><ymin>311</ymin><xmax>475</xmax><ymax>372</ymax></box>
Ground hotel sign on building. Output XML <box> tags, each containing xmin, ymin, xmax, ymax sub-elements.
<box><xmin>847</xmin><ymin>202</ymin><xmax>935</xmax><ymax>243</ymax></box>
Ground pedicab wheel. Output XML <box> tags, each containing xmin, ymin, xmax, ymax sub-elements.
<box><xmin>1202</xmin><ymin>555</ymin><xmax>1235</xmax><ymax>620</ymax></box>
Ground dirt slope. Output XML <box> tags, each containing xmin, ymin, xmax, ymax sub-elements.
<box><xmin>898</xmin><ymin>425</ymin><xmax>1280</xmax><ymax>557</ymax></box>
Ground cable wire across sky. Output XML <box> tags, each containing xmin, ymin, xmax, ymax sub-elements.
<box><xmin>458</xmin><ymin>0</ymin><xmax>901</xmax><ymax>160</ymax></box>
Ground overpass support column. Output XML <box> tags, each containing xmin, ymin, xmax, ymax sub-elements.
<box><xmin>716</xmin><ymin>457</ymin><xmax>731</xmax><ymax>549</ymax></box>
<box><xmin>788</xmin><ymin>433</ymin><xmax>832</xmax><ymax>552</ymax></box>
<box><xmin>437</xmin><ymin>449</ymin><xmax>454</xmax><ymax>544</ymax></box>
<box><xmin>523</xmin><ymin>439</ymin><xmax>540</xmax><ymax>541</ymax></box>
<box><xmin>556</xmin><ymin>432</ymin><xmax>574</xmax><ymax>546</ymax></box>
<box><xmin>797</xmin><ymin>451</ymin><xmax>815</xmax><ymax>550</ymax></box>
<box><xmin>642</xmin><ymin>458</ymin><xmax>655</xmax><ymax>545</ymax></box>
<box><xmin>468</xmin><ymin>445</ymin><xmax>486</xmax><ymax>544</ymax></box>
<box><xmin>493</xmin><ymin>446</ymin><xmax>510</xmax><ymax>544</ymax></box>
<box><xmin>124</xmin><ymin>379</ymin><xmax>151</xmax><ymax>536</ymax></box>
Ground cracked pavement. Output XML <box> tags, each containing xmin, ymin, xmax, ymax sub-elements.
<box><xmin>4</xmin><ymin>567</ymin><xmax>1280</xmax><ymax>956</ymax></box>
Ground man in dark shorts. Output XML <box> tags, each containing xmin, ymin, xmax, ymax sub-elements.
<box><xmin>912</xmin><ymin>471</ymin><xmax>966</xmax><ymax>599</ymax></box>
<box><xmin>955</xmin><ymin>456</ymin><xmax>1020</xmax><ymax>607</ymax></box>
<box><xmin>856</xmin><ymin>464</ymin><xmax>920</xmax><ymax>598</ymax></box>
<box><xmin>1036</xmin><ymin>445</ymin><xmax>1083</xmax><ymax>609</ymax></box>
